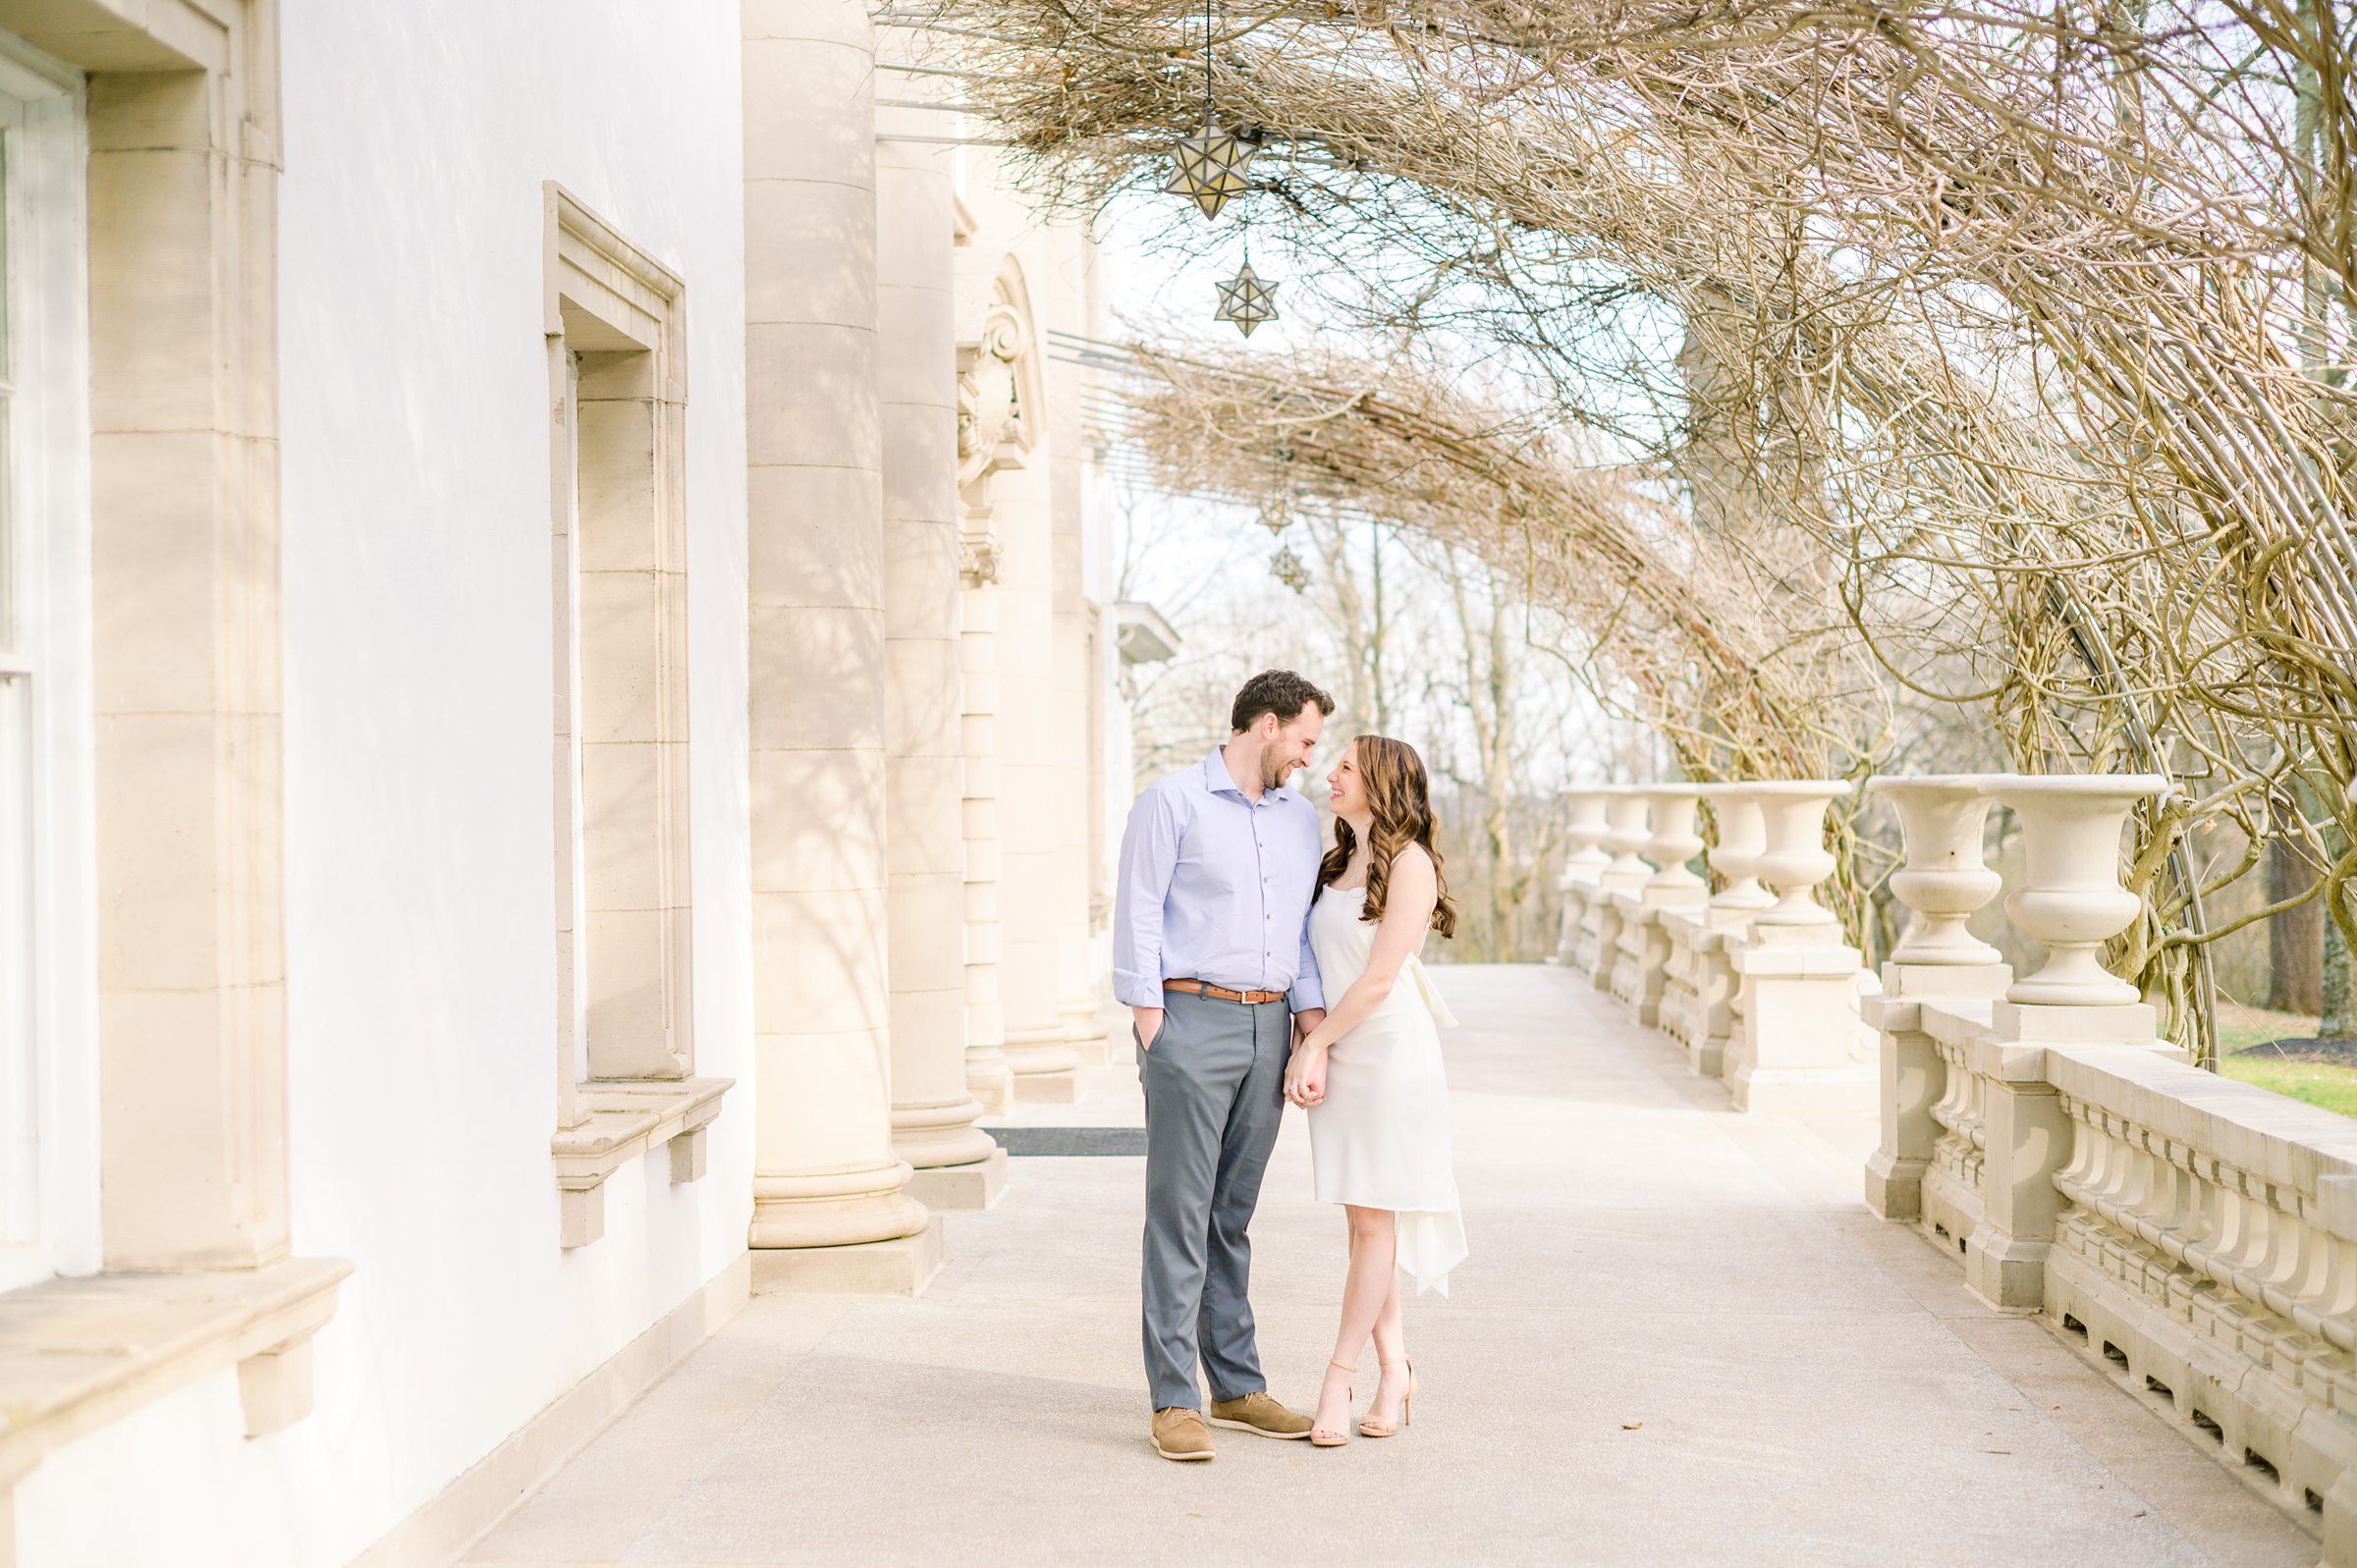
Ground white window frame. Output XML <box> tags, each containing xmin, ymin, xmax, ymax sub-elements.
<box><xmin>0</xmin><ymin>31</ymin><xmax>95</xmax><ymax>1292</ymax></box>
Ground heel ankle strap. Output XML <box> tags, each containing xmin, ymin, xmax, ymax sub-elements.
<box><xmin>1329</xmin><ymin>1358</ymin><xmax>1357</xmax><ymax>1373</ymax></box>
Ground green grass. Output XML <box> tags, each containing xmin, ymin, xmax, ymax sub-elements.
<box><xmin>2218</xmin><ymin>1018</ymin><xmax>2299</xmax><ymax>1054</ymax></box>
<box><xmin>2215</xmin><ymin>1000</ymin><xmax>2322</xmax><ymax>1054</ymax></box>
<box><xmin>2219</xmin><ymin>1056</ymin><xmax>2357</xmax><ymax>1118</ymax></box>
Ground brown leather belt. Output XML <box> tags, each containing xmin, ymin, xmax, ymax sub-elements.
<box><xmin>1164</xmin><ymin>978</ymin><xmax>1288</xmax><ymax>1005</ymax></box>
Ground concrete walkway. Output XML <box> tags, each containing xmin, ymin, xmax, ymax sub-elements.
<box><xmin>466</xmin><ymin>966</ymin><xmax>2316</xmax><ymax>1567</ymax></box>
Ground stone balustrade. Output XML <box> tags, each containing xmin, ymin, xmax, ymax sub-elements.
<box><xmin>1564</xmin><ymin>778</ymin><xmax>1863</xmax><ymax>1104</ymax></box>
<box><xmin>1667</xmin><ymin>785</ymin><xmax>1778</xmax><ymax>1079</ymax></box>
<box><xmin>1571</xmin><ymin>765</ymin><xmax>2357</xmax><ymax>1553</ymax></box>
<box><xmin>1861</xmin><ymin>776</ymin><xmax>2010</xmax><ymax>1246</ymax></box>
<box><xmin>1726</xmin><ymin>782</ymin><xmax>1874</xmax><ymax>1113</ymax></box>
<box><xmin>2046</xmin><ymin>1047</ymin><xmax>2357</xmax><ymax>1536</ymax></box>
<box><xmin>1657</xmin><ymin>908</ymin><xmax>1707</xmax><ymax>1054</ymax></box>
<box><xmin>1579</xmin><ymin>788</ymin><xmax>1651</xmax><ymax>984</ymax></box>
<box><xmin>1609</xmin><ymin>786</ymin><xmax>1705</xmax><ymax>1026</ymax></box>
<box><xmin>1552</xmin><ymin>790</ymin><xmax>1611</xmax><ymax>970</ymax></box>
<box><xmin>1850</xmin><ymin>770</ymin><xmax>2357</xmax><ymax>1559</ymax></box>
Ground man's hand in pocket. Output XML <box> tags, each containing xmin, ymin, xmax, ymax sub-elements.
<box><xmin>1131</xmin><ymin>1004</ymin><xmax>1165</xmax><ymax>1052</ymax></box>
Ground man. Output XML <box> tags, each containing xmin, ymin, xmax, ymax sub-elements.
<box><xmin>1113</xmin><ymin>669</ymin><xmax>1335</xmax><ymax>1461</ymax></box>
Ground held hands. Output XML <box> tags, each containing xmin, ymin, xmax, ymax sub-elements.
<box><xmin>1286</xmin><ymin>1005</ymin><xmax>1332</xmax><ymax>1108</ymax></box>
<box><xmin>1284</xmin><ymin>1038</ymin><xmax>1328</xmax><ymax>1108</ymax></box>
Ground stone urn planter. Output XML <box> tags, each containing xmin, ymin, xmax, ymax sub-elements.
<box><xmin>1699</xmin><ymin>785</ymin><xmax>1775</xmax><ymax>910</ymax></box>
<box><xmin>1747</xmin><ymin>781</ymin><xmax>1847</xmax><ymax>927</ymax></box>
<box><xmin>1986</xmin><ymin>775</ymin><xmax>2167</xmax><ymax>1005</ymax></box>
<box><xmin>1601</xmin><ymin>787</ymin><xmax>1653</xmax><ymax>887</ymax></box>
<box><xmin>1562</xmin><ymin>791</ymin><xmax>1611</xmax><ymax>886</ymax></box>
<box><xmin>1866</xmin><ymin>776</ymin><xmax>2001</xmax><ymax>965</ymax></box>
<box><xmin>1640</xmin><ymin>785</ymin><xmax>1706</xmax><ymax>892</ymax></box>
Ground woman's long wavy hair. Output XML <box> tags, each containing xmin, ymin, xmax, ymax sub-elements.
<box><xmin>1317</xmin><ymin>734</ymin><xmax>1458</xmax><ymax>938</ymax></box>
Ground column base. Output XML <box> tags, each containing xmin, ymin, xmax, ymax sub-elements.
<box><xmin>748</xmin><ymin>1163</ymin><xmax>931</xmax><ymax>1251</ymax></box>
<box><xmin>1688</xmin><ymin>1031</ymin><xmax>1728</xmax><ymax>1080</ymax></box>
<box><xmin>904</xmin><ymin>1145</ymin><xmax>1009</xmax><ymax>1210</ymax></box>
<box><xmin>1864</xmin><ymin>1151</ymin><xmax>1925</xmax><ymax>1220</ymax></box>
<box><xmin>750</xmin><ymin>1217</ymin><xmax>945</xmax><ymax>1297</ymax></box>
<box><xmin>891</xmin><ymin>1101</ymin><xmax>998</xmax><ymax>1173</ymax></box>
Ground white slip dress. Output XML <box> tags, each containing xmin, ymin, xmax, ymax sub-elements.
<box><xmin>1305</xmin><ymin>884</ymin><xmax>1468</xmax><ymax>1295</ymax></box>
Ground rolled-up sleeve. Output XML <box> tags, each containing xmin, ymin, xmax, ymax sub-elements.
<box><xmin>1113</xmin><ymin>786</ymin><xmax>1180</xmax><ymax>1007</ymax></box>
<box><xmin>1288</xmin><ymin>906</ymin><xmax>1327</xmax><ymax>1012</ymax></box>
<box><xmin>1288</xmin><ymin>800</ymin><xmax>1327</xmax><ymax>1012</ymax></box>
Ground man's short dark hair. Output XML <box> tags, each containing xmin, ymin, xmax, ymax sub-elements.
<box><xmin>1231</xmin><ymin>669</ymin><xmax>1336</xmax><ymax>734</ymax></box>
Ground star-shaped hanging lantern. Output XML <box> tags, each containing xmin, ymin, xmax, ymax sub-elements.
<box><xmin>1214</xmin><ymin>261</ymin><xmax>1280</xmax><ymax>338</ymax></box>
<box><xmin>1271</xmin><ymin>545</ymin><xmax>1311</xmax><ymax>594</ymax></box>
<box><xmin>1166</xmin><ymin>123</ymin><xmax>1260</xmax><ymax>219</ymax></box>
<box><xmin>1259</xmin><ymin>493</ymin><xmax>1293</xmax><ymax>537</ymax></box>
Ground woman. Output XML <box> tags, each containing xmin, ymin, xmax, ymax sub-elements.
<box><xmin>1283</xmin><ymin>735</ymin><xmax>1466</xmax><ymax>1448</ymax></box>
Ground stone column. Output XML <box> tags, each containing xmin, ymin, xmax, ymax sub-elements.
<box><xmin>1861</xmin><ymin>777</ymin><xmax>2009</xmax><ymax>1223</ymax></box>
<box><xmin>742</xmin><ymin>0</ymin><xmax>937</xmax><ymax>1291</ymax></box>
<box><xmin>959</xmin><ymin>549</ymin><xmax>1014</xmax><ymax>1114</ymax></box>
<box><xmin>953</xmin><ymin>276</ymin><xmax>1029</xmax><ymax>1117</ymax></box>
<box><xmin>1050</xmin><ymin>381</ymin><xmax>1108</xmax><ymax>1065</ymax></box>
<box><xmin>993</xmin><ymin>461</ymin><xmax>1081</xmax><ymax>1100</ymax></box>
<box><xmin>877</xmin><ymin>78</ymin><xmax>1005</xmax><ymax>1208</ymax></box>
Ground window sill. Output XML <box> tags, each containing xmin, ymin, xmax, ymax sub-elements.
<box><xmin>550</xmin><ymin>1075</ymin><xmax>733</xmax><ymax>1248</ymax></box>
<box><xmin>0</xmin><ymin>1256</ymin><xmax>352</xmax><ymax>1488</ymax></box>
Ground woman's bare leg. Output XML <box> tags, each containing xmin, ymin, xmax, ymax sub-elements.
<box><xmin>1315</xmin><ymin>1206</ymin><xmax>1398</xmax><ymax>1436</ymax></box>
<box><xmin>1367</xmin><ymin>1267</ymin><xmax>1409</xmax><ymax>1427</ymax></box>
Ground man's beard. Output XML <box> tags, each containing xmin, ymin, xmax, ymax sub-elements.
<box><xmin>1260</xmin><ymin>751</ymin><xmax>1293</xmax><ymax>790</ymax></box>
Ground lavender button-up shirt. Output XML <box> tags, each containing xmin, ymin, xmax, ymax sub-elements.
<box><xmin>1113</xmin><ymin>750</ymin><xmax>1328</xmax><ymax>1012</ymax></box>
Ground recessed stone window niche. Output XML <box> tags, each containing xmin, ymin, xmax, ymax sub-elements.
<box><xmin>541</xmin><ymin>183</ymin><xmax>728</xmax><ymax>1248</ymax></box>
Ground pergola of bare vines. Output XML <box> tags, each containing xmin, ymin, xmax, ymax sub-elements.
<box><xmin>895</xmin><ymin>0</ymin><xmax>2357</xmax><ymax>1052</ymax></box>
<box><xmin>1075</xmin><ymin>337</ymin><xmax>1874</xmax><ymax>775</ymax></box>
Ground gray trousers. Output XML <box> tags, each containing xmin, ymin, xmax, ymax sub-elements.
<box><xmin>1138</xmin><ymin>989</ymin><xmax>1290</xmax><ymax>1412</ymax></box>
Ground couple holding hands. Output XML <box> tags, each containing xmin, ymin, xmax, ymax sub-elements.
<box><xmin>1114</xmin><ymin>670</ymin><xmax>1466</xmax><ymax>1461</ymax></box>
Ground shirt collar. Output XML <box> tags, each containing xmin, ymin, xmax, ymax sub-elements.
<box><xmin>1202</xmin><ymin>748</ymin><xmax>1291</xmax><ymax>805</ymax></box>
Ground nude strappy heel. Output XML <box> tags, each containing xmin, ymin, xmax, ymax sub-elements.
<box><xmin>1357</xmin><ymin>1357</ymin><xmax>1415</xmax><ymax>1438</ymax></box>
<box><xmin>1311</xmin><ymin>1360</ymin><xmax>1355</xmax><ymax>1447</ymax></box>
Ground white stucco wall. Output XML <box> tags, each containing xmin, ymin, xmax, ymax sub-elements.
<box><xmin>15</xmin><ymin>5</ymin><xmax>753</xmax><ymax>1564</ymax></box>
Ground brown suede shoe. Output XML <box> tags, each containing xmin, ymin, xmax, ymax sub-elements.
<box><xmin>1152</xmin><ymin>1406</ymin><xmax>1215</xmax><ymax>1461</ymax></box>
<box><xmin>1207</xmin><ymin>1390</ymin><xmax>1314</xmax><ymax>1439</ymax></box>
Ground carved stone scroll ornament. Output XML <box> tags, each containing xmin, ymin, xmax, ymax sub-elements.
<box><xmin>959</xmin><ymin>532</ymin><xmax>1002</xmax><ymax>587</ymax></box>
<box><xmin>957</xmin><ymin>299</ymin><xmax>1031</xmax><ymax>490</ymax></box>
